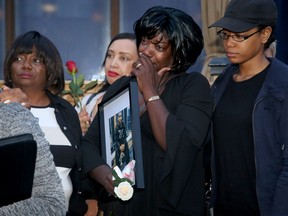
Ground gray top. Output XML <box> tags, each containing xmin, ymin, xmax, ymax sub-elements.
<box><xmin>0</xmin><ymin>102</ymin><xmax>66</xmax><ymax>215</ymax></box>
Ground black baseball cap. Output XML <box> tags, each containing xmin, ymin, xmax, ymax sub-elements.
<box><xmin>209</xmin><ymin>0</ymin><xmax>277</xmax><ymax>32</ymax></box>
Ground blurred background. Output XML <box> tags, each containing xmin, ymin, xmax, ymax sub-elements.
<box><xmin>0</xmin><ymin>0</ymin><xmax>286</xmax><ymax>81</ymax></box>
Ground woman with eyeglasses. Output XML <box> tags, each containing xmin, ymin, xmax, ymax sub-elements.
<box><xmin>208</xmin><ymin>0</ymin><xmax>288</xmax><ymax>216</ymax></box>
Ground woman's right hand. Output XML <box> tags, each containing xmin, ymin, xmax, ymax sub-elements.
<box><xmin>132</xmin><ymin>53</ymin><xmax>170</xmax><ymax>96</ymax></box>
<box><xmin>78</xmin><ymin>106</ymin><xmax>91</xmax><ymax>134</ymax></box>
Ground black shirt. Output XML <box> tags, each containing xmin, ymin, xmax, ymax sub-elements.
<box><xmin>213</xmin><ymin>68</ymin><xmax>268</xmax><ymax>216</ymax></box>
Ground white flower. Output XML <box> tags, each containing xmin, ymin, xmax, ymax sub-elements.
<box><xmin>114</xmin><ymin>181</ymin><xmax>134</xmax><ymax>201</ymax></box>
<box><xmin>112</xmin><ymin>165</ymin><xmax>134</xmax><ymax>201</ymax></box>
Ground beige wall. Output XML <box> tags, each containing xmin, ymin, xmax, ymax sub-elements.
<box><xmin>62</xmin><ymin>81</ymin><xmax>103</xmax><ymax>106</ymax></box>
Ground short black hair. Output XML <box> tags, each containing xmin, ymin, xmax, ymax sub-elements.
<box><xmin>133</xmin><ymin>6</ymin><xmax>203</xmax><ymax>72</ymax></box>
<box><xmin>4</xmin><ymin>31</ymin><xmax>64</xmax><ymax>94</ymax></box>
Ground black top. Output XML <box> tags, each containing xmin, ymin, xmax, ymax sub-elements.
<box><xmin>82</xmin><ymin>73</ymin><xmax>213</xmax><ymax>216</ymax></box>
<box><xmin>213</xmin><ymin>69</ymin><xmax>267</xmax><ymax>216</ymax></box>
<box><xmin>46</xmin><ymin>91</ymin><xmax>91</xmax><ymax>215</ymax></box>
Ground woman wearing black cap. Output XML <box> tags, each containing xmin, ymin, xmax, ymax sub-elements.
<box><xmin>209</xmin><ymin>0</ymin><xmax>288</xmax><ymax>216</ymax></box>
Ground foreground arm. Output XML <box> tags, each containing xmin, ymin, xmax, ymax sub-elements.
<box><xmin>81</xmin><ymin>113</ymin><xmax>114</xmax><ymax>195</ymax></box>
<box><xmin>81</xmin><ymin>77</ymin><xmax>134</xmax><ymax>195</ymax></box>
<box><xmin>0</xmin><ymin>103</ymin><xmax>66</xmax><ymax>215</ymax></box>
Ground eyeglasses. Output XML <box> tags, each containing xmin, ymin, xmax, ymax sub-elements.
<box><xmin>217</xmin><ymin>29</ymin><xmax>262</xmax><ymax>42</ymax></box>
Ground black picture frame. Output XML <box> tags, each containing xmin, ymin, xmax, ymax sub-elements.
<box><xmin>98</xmin><ymin>79</ymin><xmax>144</xmax><ymax>188</ymax></box>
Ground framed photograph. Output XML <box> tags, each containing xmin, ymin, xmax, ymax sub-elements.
<box><xmin>98</xmin><ymin>79</ymin><xmax>144</xmax><ymax>188</ymax></box>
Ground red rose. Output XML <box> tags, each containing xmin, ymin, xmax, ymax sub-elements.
<box><xmin>65</xmin><ymin>61</ymin><xmax>78</xmax><ymax>74</ymax></box>
<box><xmin>62</xmin><ymin>60</ymin><xmax>97</xmax><ymax>110</ymax></box>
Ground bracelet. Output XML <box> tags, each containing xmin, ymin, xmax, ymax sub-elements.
<box><xmin>145</xmin><ymin>95</ymin><xmax>160</xmax><ymax>105</ymax></box>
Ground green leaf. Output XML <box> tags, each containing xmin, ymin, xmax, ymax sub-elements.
<box><xmin>112</xmin><ymin>169</ymin><xmax>133</xmax><ymax>187</ymax></box>
<box><xmin>118</xmin><ymin>177</ymin><xmax>133</xmax><ymax>185</ymax></box>
<box><xmin>77</xmin><ymin>88</ymin><xmax>84</xmax><ymax>95</ymax></box>
<box><xmin>83</xmin><ymin>80</ymin><xmax>98</xmax><ymax>92</ymax></box>
<box><xmin>112</xmin><ymin>169</ymin><xmax>121</xmax><ymax>187</ymax></box>
<box><xmin>77</xmin><ymin>74</ymin><xmax>85</xmax><ymax>87</ymax></box>
<box><xmin>69</xmin><ymin>82</ymin><xmax>78</xmax><ymax>94</ymax></box>
<box><xmin>124</xmin><ymin>178</ymin><xmax>133</xmax><ymax>185</ymax></box>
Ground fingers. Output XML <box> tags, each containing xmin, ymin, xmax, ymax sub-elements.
<box><xmin>132</xmin><ymin>53</ymin><xmax>150</xmax><ymax>70</ymax></box>
<box><xmin>20</xmin><ymin>102</ymin><xmax>31</xmax><ymax>109</ymax></box>
<box><xmin>131</xmin><ymin>59</ymin><xmax>143</xmax><ymax>77</ymax></box>
<box><xmin>79</xmin><ymin>108</ymin><xmax>89</xmax><ymax>118</ymax></box>
<box><xmin>132</xmin><ymin>55</ymin><xmax>151</xmax><ymax>76</ymax></box>
<box><xmin>0</xmin><ymin>99</ymin><xmax>31</xmax><ymax>109</ymax></box>
<box><xmin>132</xmin><ymin>62</ymin><xmax>142</xmax><ymax>69</ymax></box>
<box><xmin>79</xmin><ymin>109</ymin><xmax>91</xmax><ymax>134</ymax></box>
<box><xmin>80</xmin><ymin>124</ymin><xmax>88</xmax><ymax>134</ymax></box>
<box><xmin>1</xmin><ymin>85</ymin><xmax>10</xmax><ymax>90</ymax></box>
<box><xmin>79</xmin><ymin>107</ymin><xmax>90</xmax><ymax>122</ymax></box>
<box><xmin>0</xmin><ymin>87</ymin><xmax>31</xmax><ymax>109</ymax></box>
<box><xmin>80</xmin><ymin>120</ymin><xmax>90</xmax><ymax>133</ymax></box>
<box><xmin>104</xmin><ymin>174</ymin><xmax>115</xmax><ymax>195</ymax></box>
<box><xmin>157</xmin><ymin>67</ymin><xmax>171</xmax><ymax>76</ymax></box>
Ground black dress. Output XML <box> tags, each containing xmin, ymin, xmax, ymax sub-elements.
<box><xmin>82</xmin><ymin>74</ymin><xmax>213</xmax><ymax>216</ymax></box>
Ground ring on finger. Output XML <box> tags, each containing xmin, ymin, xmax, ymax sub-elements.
<box><xmin>3</xmin><ymin>99</ymin><xmax>11</xmax><ymax>104</ymax></box>
<box><xmin>135</xmin><ymin>63</ymin><xmax>142</xmax><ymax>69</ymax></box>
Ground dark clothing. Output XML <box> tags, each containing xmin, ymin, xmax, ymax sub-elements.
<box><xmin>115</xmin><ymin>143</ymin><xmax>130</xmax><ymax>170</ymax></box>
<box><xmin>114</xmin><ymin>120</ymin><xmax>129</xmax><ymax>170</ymax></box>
<box><xmin>46</xmin><ymin>91</ymin><xmax>89</xmax><ymax>215</ymax></box>
<box><xmin>213</xmin><ymin>68</ymin><xmax>267</xmax><ymax>216</ymax></box>
<box><xmin>82</xmin><ymin>73</ymin><xmax>213</xmax><ymax>216</ymax></box>
<box><xmin>115</xmin><ymin>120</ymin><xmax>127</xmax><ymax>145</ymax></box>
<box><xmin>210</xmin><ymin>58</ymin><xmax>288</xmax><ymax>216</ymax></box>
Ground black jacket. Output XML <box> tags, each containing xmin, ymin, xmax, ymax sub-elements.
<box><xmin>47</xmin><ymin>91</ymin><xmax>91</xmax><ymax>215</ymax></box>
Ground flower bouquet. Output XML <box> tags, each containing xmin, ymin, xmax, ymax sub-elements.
<box><xmin>112</xmin><ymin>160</ymin><xmax>136</xmax><ymax>201</ymax></box>
<box><xmin>62</xmin><ymin>60</ymin><xmax>98</xmax><ymax>110</ymax></box>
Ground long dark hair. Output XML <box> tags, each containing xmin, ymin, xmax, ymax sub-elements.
<box><xmin>85</xmin><ymin>32</ymin><xmax>136</xmax><ymax>106</ymax></box>
<box><xmin>99</xmin><ymin>32</ymin><xmax>136</xmax><ymax>93</ymax></box>
<box><xmin>102</xmin><ymin>33</ymin><xmax>136</xmax><ymax>66</ymax></box>
<box><xmin>4</xmin><ymin>30</ymin><xmax>64</xmax><ymax>94</ymax></box>
<box><xmin>133</xmin><ymin>6</ymin><xmax>203</xmax><ymax>73</ymax></box>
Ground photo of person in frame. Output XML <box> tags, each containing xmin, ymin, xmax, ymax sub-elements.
<box><xmin>109</xmin><ymin>109</ymin><xmax>134</xmax><ymax>170</ymax></box>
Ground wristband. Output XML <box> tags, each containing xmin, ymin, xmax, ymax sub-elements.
<box><xmin>145</xmin><ymin>95</ymin><xmax>160</xmax><ymax>104</ymax></box>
